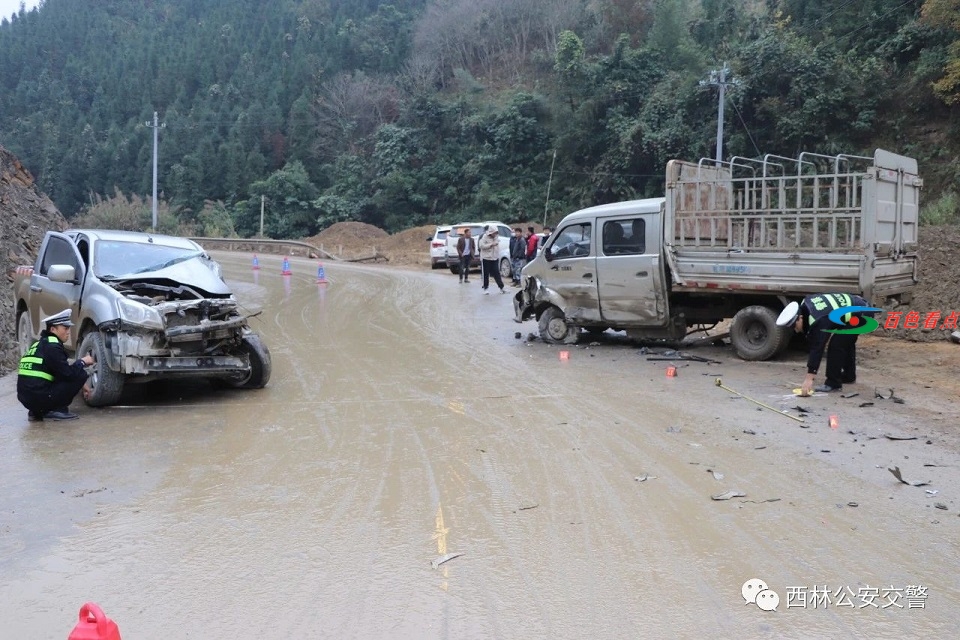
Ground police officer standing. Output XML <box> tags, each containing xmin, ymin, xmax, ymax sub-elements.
<box><xmin>17</xmin><ymin>309</ymin><xmax>95</xmax><ymax>421</ymax></box>
<box><xmin>776</xmin><ymin>293</ymin><xmax>872</xmax><ymax>397</ymax></box>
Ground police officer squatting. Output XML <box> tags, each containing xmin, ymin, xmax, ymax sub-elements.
<box><xmin>776</xmin><ymin>293</ymin><xmax>876</xmax><ymax>398</ymax></box>
<box><xmin>17</xmin><ymin>309</ymin><xmax>96</xmax><ymax>421</ymax></box>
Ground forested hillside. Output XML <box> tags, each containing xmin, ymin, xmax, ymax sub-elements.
<box><xmin>1</xmin><ymin>0</ymin><xmax>958</xmax><ymax>237</ymax></box>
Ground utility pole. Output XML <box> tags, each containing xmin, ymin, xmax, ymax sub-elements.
<box><xmin>260</xmin><ymin>195</ymin><xmax>265</xmax><ymax>237</ymax></box>
<box><xmin>699</xmin><ymin>64</ymin><xmax>737</xmax><ymax>164</ymax></box>
<box><xmin>144</xmin><ymin>111</ymin><xmax>165</xmax><ymax>230</ymax></box>
<box><xmin>543</xmin><ymin>149</ymin><xmax>557</xmax><ymax>228</ymax></box>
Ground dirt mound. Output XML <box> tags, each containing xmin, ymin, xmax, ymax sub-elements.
<box><xmin>1</xmin><ymin>145</ymin><xmax>68</xmax><ymax>374</ymax></box>
<box><xmin>883</xmin><ymin>224</ymin><xmax>960</xmax><ymax>341</ymax></box>
<box><xmin>303</xmin><ymin>221</ymin><xmax>436</xmax><ymax>265</ymax></box>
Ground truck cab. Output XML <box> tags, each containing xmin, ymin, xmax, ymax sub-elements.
<box><xmin>515</xmin><ymin>198</ymin><xmax>675</xmax><ymax>343</ymax></box>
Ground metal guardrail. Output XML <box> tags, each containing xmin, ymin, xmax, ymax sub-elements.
<box><xmin>189</xmin><ymin>237</ymin><xmax>389</xmax><ymax>263</ymax></box>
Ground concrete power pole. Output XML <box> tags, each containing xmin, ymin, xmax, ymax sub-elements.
<box><xmin>699</xmin><ymin>64</ymin><xmax>737</xmax><ymax>164</ymax></box>
<box><xmin>144</xmin><ymin>111</ymin><xmax>166</xmax><ymax>230</ymax></box>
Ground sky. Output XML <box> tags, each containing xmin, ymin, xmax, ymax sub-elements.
<box><xmin>0</xmin><ymin>0</ymin><xmax>41</xmax><ymax>21</ymax></box>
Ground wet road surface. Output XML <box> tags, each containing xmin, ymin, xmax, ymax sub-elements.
<box><xmin>2</xmin><ymin>252</ymin><xmax>959</xmax><ymax>638</ymax></box>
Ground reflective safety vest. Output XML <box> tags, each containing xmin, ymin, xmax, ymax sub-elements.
<box><xmin>18</xmin><ymin>335</ymin><xmax>58</xmax><ymax>382</ymax></box>
<box><xmin>807</xmin><ymin>293</ymin><xmax>854</xmax><ymax>325</ymax></box>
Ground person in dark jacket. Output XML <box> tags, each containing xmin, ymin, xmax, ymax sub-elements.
<box><xmin>17</xmin><ymin>309</ymin><xmax>95</xmax><ymax>421</ymax></box>
<box><xmin>776</xmin><ymin>293</ymin><xmax>874</xmax><ymax>396</ymax></box>
<box><xmin>509</xmin><ymin>227</ymin><xmax>526</xmax><ymax>286</ymax></box>
<box><xmin>455</xmin><ymin>227</ymin><xmax>476</xmax><ymax>283</ymax></box>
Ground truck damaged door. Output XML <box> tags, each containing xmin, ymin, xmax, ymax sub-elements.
<box><xmin>595</xmin><ymin>215</ymin><xmax>667</xmax><ymax>325</ymax></box>
<box><xmin>541</xmin><ymin>221</ymin><xmax>600</xmax><ymax>323</ymax></box>
<box><xmin>30</xmin><ymin>232</ymin><xmax>86</xmax><ymax>348</ymax></box>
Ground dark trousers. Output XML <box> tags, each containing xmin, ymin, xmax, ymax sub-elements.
<box><xmin>18</xmin><ymin>377</ymin><xmax>86</xmax><ymax>415</ymax></box>
<box><xmin>825</xmin><ymin>333</ymin><xmax>857</xmax><ymax>388</ymax></box>
<box><xmin>481</xmin><ymin>259</ymin><xmax>504</xmax><ymax>290</ymax></box>
<box><xmin>458</xmin><ymin>255</ymin><xmax>472</xmax><ymax>281</ymax></box>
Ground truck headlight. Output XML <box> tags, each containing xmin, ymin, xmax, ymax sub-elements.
<box><xmin>117</xmin><ymin>298</ymin><xmax>165</xmax><ymax>330</ymax></box>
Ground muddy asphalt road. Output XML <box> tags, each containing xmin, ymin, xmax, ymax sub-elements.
<box><xmin>2</xmin><ymin>252</ymin><xmax>959</xmax><ymax>639</ymax></box>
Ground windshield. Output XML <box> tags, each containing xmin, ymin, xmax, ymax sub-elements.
<box><xmin>94</xmin><ymin>240</ymin><xmax>203</xmax><ymax>278</ymax></box>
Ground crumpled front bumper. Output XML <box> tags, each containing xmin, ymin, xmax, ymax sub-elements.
<box><xmin>514</xmin><ymin>278</ymin><xmax>537</xmax><ymax>323</ymax></box>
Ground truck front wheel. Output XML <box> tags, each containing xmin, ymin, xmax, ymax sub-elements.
<box><xmin>730</xmin><ymin>305</ymin><xmax>791</xmax><ymax>361</ymax></box>
<box><xmin>78</xmin><ymin>331</ymin><xmax>125</xmax><ymax>407</ymax></box>
<box><xmin>538</xmin><ymin>306</ymin><xmax>579</xmax><ymax>345</ymax></box>
<box><xmin>225</xmin><ymin>333</ymin><xmax>272</xmax><ymax>389</ymax></box>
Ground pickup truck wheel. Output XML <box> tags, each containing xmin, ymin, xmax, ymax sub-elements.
<box><xmin>225</xmin><ymin>334</ymin><xmax>272</xmax><ymax>389</ymax></box>
<box><xmin>539</xmin><ymin>306</ymin><xmax>579</xmax><ymax>345</ymax></box>
<box><xmin>78</xmin><ymin>331</ymin><xmax>125</xmax><ymax>407</ymax></box>
<box><xmin>17</xmin><ymin>310</ymin><xmax>33</xmax><ymax>355</ymax></box>
<box><xmin>499</xmin><ymin>257</ymin><xmax>512</xmax><ymax>280</ymax></box>
<box><xmin>730</xmin><ymin>305</ymin><xmax>791</xmax><ymax>361</ymax></box>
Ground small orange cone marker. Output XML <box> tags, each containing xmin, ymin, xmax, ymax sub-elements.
<box><xmin>67</xmin><ymin>603</ymin><xmax>122</xmax><ymax>640</ymax></box>
<box><xmin>829</xmin><ymin>415</ymin><xmax>839</xmax><ymax>429</ymax></box>
<box><xmin>316</xmin><ymin>262</ymin><xmax>328</xmax><ymax>284</ymax></box>
<box><xmin>251</xmin><ymin>254</ymin><xmax>260</xmax><ymax>270</ymax></box>
<box><xmin>666</xmin><ymin>365</ymin><xmax>677</xmax><ymax>377</ymax></box>
<box><xmin>559</xmin><ymin>350</ymin><xmax>570</xmax><ymax>361</ymax></box>
<box><xmin>281</xmin><ymin>256</ymin><xmax>292</xmax><ymax>275</ymax></box>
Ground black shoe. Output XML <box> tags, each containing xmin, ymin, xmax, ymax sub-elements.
<box><xmin>814</xmin><ymin>384</ymin><xmax>841</xmax><ymax>393</ymax></box>
<box><xmin>841</xmin><ymin>377</ymin><xmax>856</xmax><ymax>384</ymax></box>
<box><xmin>464</xmin><ymin>279</ymin><xmax>470</xmax><ymax>283</ymax></box>
<box><xmin>500</xmin><ymin>288</ymin><xmax>506</xmax><ymax>293</ymax></box>
<box><xmin>27</xmin><ymin>411</ymin><xmax>44</xmax><ymax>422</ymax></box>
<box><xmin>45</xmin><ymin>411</ymin><xmax>79</xmax><ymax>421</ymax></box>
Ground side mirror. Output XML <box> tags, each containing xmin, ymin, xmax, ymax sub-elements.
<box><xmin>48</xmin><ymin>264</ymin><xmax>77</xmax><ymax>283</ymax></box>
<box><xmin>543</xmin><ymin>247</ymin><xmax>553</xmax><ymax>262</ymax></box>
<box><xmin>427</xmin><ymin>237</ymin><xmax>432</xmax><ymax>242</ymax></box>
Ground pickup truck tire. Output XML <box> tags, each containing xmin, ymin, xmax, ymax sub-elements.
<box><xmin>16</xmin><ymin>309</ymin><xmax>33</xmax><ymax>355</ymax></box>
<box><xmin>499</xmin><ymin>258</ymin><xmax>512</xmax><ymax>280</ymax></box>
<box><xmin>78</xmin><ymin>331</ymin><xmax>125</xmax><ymax>407</ymax></box>
<box><xmin>730</xmin><ymin>305</ymin><xmax>791</xmax><ymax>361</ymax></box>
<box><xmin>226</xmin><ymin>334</ymin><xmax>272</xmax><ymax>389</ymax></box>
<box><xmin>539</xmin><ymin>306</ymin><xmax>579</xmax><ymax>345</ymax></box>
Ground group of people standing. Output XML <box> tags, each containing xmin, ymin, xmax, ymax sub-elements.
<box><xmin>456</xmin><ymin>224</ymin><xmax>551</xmax><ymax>293</ymax></box>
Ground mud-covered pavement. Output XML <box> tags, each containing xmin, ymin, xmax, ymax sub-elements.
<box><xmin>2</xmin><ymin>252</ymin><xmax>959</xmax><ymax>639</ymax></box>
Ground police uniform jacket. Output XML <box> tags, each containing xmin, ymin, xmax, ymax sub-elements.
<box><xmin>800</xmin><ymin>293</ymin><xmax>869</xmax><ymax>375</ymax></box>
<box><xmin>17</xmin><ymin>330</ymin><xmax>89</xmax><ymax>395</ymax></box>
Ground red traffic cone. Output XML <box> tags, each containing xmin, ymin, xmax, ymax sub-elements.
<box><xmin>281</xmin><ymin>256</ymin><xmax>292</xmax><ymax>276</ymax></box>
<box><xmin>251</xmin><ymin>254</ymin><xmax>260</xmax><ymax>270</ymax></box>
<box><xmin>316</xmin><ymin>262</ymin><xmax>328</xmax><ymax>284</ymax></box>
<box><xmin>68</xmin><ymin>603</ymin><xmax>122</xmax><ymax>640</ymax></box>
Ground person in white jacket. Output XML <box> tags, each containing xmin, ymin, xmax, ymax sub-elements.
<box><xmin>478</xmin><ymin>226</ymin><xmax>506</xmax><ymax>293</ymax></box>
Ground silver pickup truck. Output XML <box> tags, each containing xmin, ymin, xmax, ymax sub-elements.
<box><xmin>515</xmin><ymin>149</ymin><xmax>921</xmax><ymax>360</ymax></box>
<box><xmin>13</xmin><ymin>229</ymin><xmax>271</xmax><ymax>406</ymax></box>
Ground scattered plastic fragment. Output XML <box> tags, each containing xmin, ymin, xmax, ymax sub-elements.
<box><xmin>935</xmin><ymin>503</ymin><xmax>948</xmax><ymax>510</ymax></box>
<box><xmin>707</xmin><ymin>469</ymin><xmax>724</xmax><ymax>481</ymax></box>
<box><xmin>431</xmin><ymin>552</ymin><xmax>464</xmax><ymax>569</ymax></box>
<box><xmin>711</xmin><ymin>490</ymin><xmax>746</xmax><ymax>500</ymax></box>
<box><xmin>884</xmin><ymin>434</ymin><xmax>918</xmax><ymax>441</ymax></box>
<box><xmin>634</xmin><ymin>474</ymin><xmax>658</xmax><ymax>482</ymax></box>
<box><xmin>888</xmin><ymin>466</ymin><xmax>930</xmax><ymax>487</ymax></box>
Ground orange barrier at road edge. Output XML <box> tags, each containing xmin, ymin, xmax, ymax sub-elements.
<box><xmin>67</xmin><ymin>602</ymin><xmax>122</xmax><ymax>640</ymax></box>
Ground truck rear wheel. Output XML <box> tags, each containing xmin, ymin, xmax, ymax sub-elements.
<box><xmin>78</xmin><ymin>331</ymin><xmax>125</xmax><ymax>407</ymax></box>
<box><xmin>539</xmin><ymin>306</ymin><xmax>579</xmax><ymax>345</ymax></box>
<box><xmin>730</xmin><ymin>305</ymin><xmax>791</xmax><ymax>361</ymax></box>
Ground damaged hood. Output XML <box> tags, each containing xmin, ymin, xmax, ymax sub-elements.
<box><xmin>115</xmin><ymin>258</ymin><xmax>231</xmax><ymax>296</ymax></box>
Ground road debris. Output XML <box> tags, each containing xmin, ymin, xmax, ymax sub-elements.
<box><xmin>634</xmin><ymin>474</ymin><xmax>658</xmax><ymax>482</ymax></box>
<box><xmin>707</xmin><ymin>469</ymin><xmax>725</xmax><ymax>481</ymax></box>
<box><xmin>841</xmin><ymin>392</ymin><xmax>859</xmax><ymax>399</ymax></box>
<box><xmin>431</xmin><ymin>552</ymin><xmax>464</xmax><ymax>569</ymax></box>
<box><xmin>859</xmin><ymin>402</ymin><xmax>874</xmax><ymax>408</ymax></box>
<box><xmin>926</xmin><ymin>489</ymin><xmax>939</xmax><ymax>496</ymax></box>
<box><xmin>935</xmin><ymin>503</ymin><xmax>948</xmax><ymax>510</ymax></box>
<box><xmin>847</xmin><ymin>502</ymin><xmax>859</xmax><ymax>507</ymax></box>
<box><xmin>742</xmin><ymin>498</ymin><xmax>781</xmax><ymax>504</ymax></box>
<box><xmin>715</xmin><ymin>378</ymin><xmax>804</xmax><ymax>422</ymax></box>
<box><xmin>884</xmin><ymin>434</ymin><xmax>918</xmax><ymax>441</ymax></box>
<box><xmin>711</xmin><ymin>490</ymin><xmax>746</xmax><ymax>501</ymax></box>
<box><xmin>743</xmin><ymin>429</ymin><xmax>756</xmax><ymax>435</ymax></box>
<box><xmin>517</xmin><ymin>503</ymin><xmax>538</xmax><ymax>511</ymax></box>
<box><xmin>888</xmin><ymin>466</ymin><xmax>931</xmax><ymax>487</ymax></box>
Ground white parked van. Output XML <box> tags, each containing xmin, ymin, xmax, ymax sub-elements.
<box><xmin>444</xmin><ymin>221</ymin><xmax>513</xmax><ymax>279</ymax></box>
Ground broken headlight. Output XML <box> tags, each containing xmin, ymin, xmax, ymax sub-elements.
<box><xmin>117</xmin><ymin>297</ymin><xmax>165</xmax><ymax>330</ymax></box>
